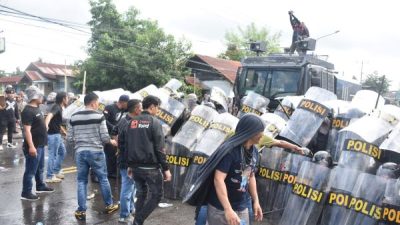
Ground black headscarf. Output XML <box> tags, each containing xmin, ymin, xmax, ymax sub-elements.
<box><xmin>183</xmin><ymin>113</ymin><xmax>265</xmax><ymax>206</ymax></box>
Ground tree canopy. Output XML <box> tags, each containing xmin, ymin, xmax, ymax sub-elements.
<box><xmin>361</xmin><ymin>72</ymin><xmax>391</xmax><ymax>94</ymax></box>
<box><xmin>75</xmin><ymin>0</ymin><xmax>192</xmax><ymax>92</ymax></box>
<box><xmin>218</xmin><ymin>22</ymin><xmax>281</xmax><ymax>61</ymax></box>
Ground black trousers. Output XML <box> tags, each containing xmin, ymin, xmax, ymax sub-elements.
<box><xmin>133</xmin><ymin>168</ymin><xmax>163</xmax><ymax>225</ymax></box>
<box><xmin>0</xmin><ymin>119</ymin><xmax>16</xmax><ymax>144</ymax></box>
<box><xmin>104</xmin><ymin>143</ymin><xmax>118</xmax><ymax>177</ymax></box>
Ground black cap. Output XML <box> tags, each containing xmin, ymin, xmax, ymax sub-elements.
<box><xmin>119</xmin><ymin>94</ymin><xmax>129</xmax><ymax>102</ymax></box>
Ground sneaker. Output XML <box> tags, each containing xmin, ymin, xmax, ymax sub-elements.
<box><xmin>55</xmin><ymin>173</ymin><xmax>65</xmax><ymax>179</ymax></box>
<box><xmin>105</xmin><ymin>203</ymin><xmax>120</xmax><ymax>214</ymax></box>
<box><xmin>45</xmin><ymin>175</ymin><xmax>62</xmax><ymax>183</ymax></box>
<box><xmin>6</xmin><ymin>143</ymin><xmax>16</xmax><ymax>149</ymax></box>
<box><xmin>0</xmin><ymin>145</ymin><xmax>3</xmax><ymax>151</ymax></box>
<box><xmin>36</xmin><ymin>186</ymin><xmax>55</xmax><ymax>193</ymax></box>
<box><xmin>118</xmin><ymin>215</ymin><xmax>134</xmax><ymax>223</ymax></box>
<box><xmin>21</xmin><ymin>193</ymin><xmax>40</xmax><ymax>201</ymax></box>
<box><xmin>74</xmin><ymin>210</ymin><xmax>86</xmax><ymax>221</ymax></box>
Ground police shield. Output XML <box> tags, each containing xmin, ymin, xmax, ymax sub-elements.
<box><xmin>180</xmin><ymin>113</ymin><xmax>239</xmax><ymax>197</ymax></box>
<box><xmin>210</xmin><ymin>87</ymin><xmax>229</xmax><ymax>112</ymax></box>
<box><xmin>280</xmin><ymin>87</ymin><xmax>337</xmax><ymax>147</ymax></box>
<box><xmin>274</xmin><ymin>95</ymin><xmax>303</xmax><ymax>121</ymax></box>
<box><xmin>63</xmin><ymin>95</ymin><xmax>85</xmax><ymax>120</ymax></box>
<box><xmin>160</xmin><ymin>78</ymin><xmax>182</xmax><ymax>96</ymax></box>
<box><xmin>129</xmin><ymin>84</ymin><xmax>159</xmax><ymax>100</ymax></box>
<box><xmin>278</xmin><ymin>160</ymin><xmax>331</xmax><ymax>225</ymax></box>
<box><xmin>156</xmin><ymin>89</ymin><xmax>186</xmax><ymax>136</ymax></box>
<box><xmin>380</xmin><ymin>123</ymin><xmax>400</xmax><ymax>164</ymax></box>
<box><xmin>237</xmin><ymin>91</ymin><xmax>269</xmax><ymax>117</ymax></box>
<box><xmin>351</xmin><ymin>90</ymin><xmax>385</xmax><ymax>114</ymax></box>
<box><xmin>260</xmin><ymin>113</ymin><xmax>287</xmax><ymax>138</ymax></box>
<box><xmin>324</xmin><ymin>100</ymin><xmax>365</xmax><ymax>161</ymax></box>
<box><xmin>342</xmin><ymin>172</ymin><xmax>389</xmax><ymax>225</ymax></box>
<box><xmin>164</xmin><ymin>105</ymin><xmax>218</xmax><ymax>199</ymax></box>
<box><xmin>337</xmin><ymin>105</ymin><xmax>400</xmax><ymax>171</ymax></box>
<box><xmin>320</xmin><ymin>166</ymin><xmax>362</xmax><ymax>225</ymax></box>
<box><xmin>379</xmin><ymin>178</ymin><xmax>400</xmax><ymax>225</ymax></box>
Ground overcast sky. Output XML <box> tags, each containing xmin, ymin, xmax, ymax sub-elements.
<box><xmin>0</xmin><ymin>0</ymin><xmax>399</xmax><ymax>89</ymax></box>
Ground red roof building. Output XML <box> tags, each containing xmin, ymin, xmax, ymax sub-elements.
<box><xmin>185</xmin><ymin>54</ymin><xmax>241</xmax><ymax>97</ymax></box>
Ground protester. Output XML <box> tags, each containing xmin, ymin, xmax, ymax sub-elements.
<box><xmin>112</xmin><ymin>99</ymin><xmax>142</xmax><ymax>223</ymax></box>
<box><xmin>0</xmin><ymin>85</ymin><xmax>19</xmax><ymax>149</ymax></box>
<box><xmin>21</xmin><ymin>85</ymin><xmax>54</xmax><ymax>201</ymax></box>
<box><xmin>289</xmin><ymin>11</ymin><xmax>310</xmax><ymax>54</ymax></box>
<box><xmin>45</xmin><ymin>92</ymin><xmax>68</xmax><ymax>183</ymax></box>
<box><xmin>119</xmin><ymin>95</ymin><xmax>172</xmax><ymax>225</ymax></box>
<box><xmin>67</xmin><ymin>92</ymin><xmax>119</xmax><ymax>221</ymax></box>
<box><xmin>103</xmin><ymin>94</ymin><xmax>129</xmax><ymax>178</ymax></box>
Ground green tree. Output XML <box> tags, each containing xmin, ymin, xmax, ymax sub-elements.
<box><xmin>218</xmin><ymin>22</ymin><xmax>281</xmax><ymax>61</ymax></box>
<box><xmin>75</xmin><ymin>0</ymin><xmax>192</xmax><ymax>92</ymax></box>
<box><xmin>361</xmin><ymin>72</ymin><xmax>391</xmax><ymax>94</ymax></box>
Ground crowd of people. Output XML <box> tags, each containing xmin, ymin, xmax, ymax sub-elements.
<box><xmin>1</xmin><ymin>83</ymin><xmax>304</xmax><ymax>225</ymax></box>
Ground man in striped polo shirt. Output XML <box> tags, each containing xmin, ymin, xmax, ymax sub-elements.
<box><xmin>67</xmin><ymin>92</ymin><xmax>119</xmax><ymax>221</ymax></box>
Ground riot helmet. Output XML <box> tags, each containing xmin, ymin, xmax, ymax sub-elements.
<box><xmin>312</xmin><ymin>151</ymin><xmax>333</xmax><ymax>167</ymax></box>
<box><xmin>377</xmin><ymin>162</ymin><xmax>400</xmax><ymax>179</ymax></box>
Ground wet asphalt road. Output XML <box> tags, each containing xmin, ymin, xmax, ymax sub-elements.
<box><xmin>0</xmin><ymin>133</ymin><xmax>272</xmax><ymax>225</ymax></box>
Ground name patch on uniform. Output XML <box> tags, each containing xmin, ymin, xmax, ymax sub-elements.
<box><xmin>240</xmin><ymin>104</ymin><xmax>263</xmax><ymax>116</ymax></box>
<box><xmin>166</xmin><ymin>154</ymin><xmax>190</xmax><ymax>167</ymax></box>
<box><xmin>292</xmin><ymin>182</ymin><xmax>325</xmax><ymax>203</ymax></box>
<box><xmin>156</xmin><ymin>108</ymin><xmax>177</xmax><ymax>126</ymax></box>
<box><xmin>188</xmin><ymin>115</ymin><xmax>210</xmax><ymax>128</ymax></box>
<box><xmin>298</xmin><ymin>99</ymin><xmax>329</xmax><ymax>118</ymax></box>
<box><xmin>343</xmin><ymin>139</ymin><xmax>382</xmax><ymax>160</ymax></box>
<box><xmin>327</xmin><ymin>191</ymin><xmax>382</xmax><ymax>220</ymax></box>
<box><xmin>331</xmin><ymin>117</ymin><xmax>351</xmax><ymax>130</ymax></box>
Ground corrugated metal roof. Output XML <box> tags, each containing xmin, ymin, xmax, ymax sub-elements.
<box><xmin>0</xmin><ymin>75</ymin><xmax>23</xmax><ymax>84</ymax></box>
<box><xmin>195</xmin><ymin>54</ymin><xmax>241</xmax><ymax>83</ymax></box>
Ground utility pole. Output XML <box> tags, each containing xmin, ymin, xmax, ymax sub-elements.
<box><xmin>82</xmin><ymin>71</ymin><xmax>87</xmax><ymax>95</ymax></box>
<box><xmin>360</xmin><ymin>60</ymin><xmax>364</xmax><ymax>84</ymax></box>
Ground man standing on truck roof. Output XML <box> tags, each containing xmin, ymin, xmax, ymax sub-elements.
<box><xmin>289</xmin><ymin>11</ymin><xmax>309</xmax><ymax>54</ymax></box>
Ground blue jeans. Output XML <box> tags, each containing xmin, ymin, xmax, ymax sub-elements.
<box><xmin>120</xmin><ymin>168</ymin><xmax>136</xmax><ymax>218</ymax></box>
<box><xmin>195</xmin><ymin>205</ymin><xmax>208</xmax><ymax>225</ymax></box>
<box><xmin>22</xmin><ymin>147</ymin><xmax>47</xmax><ymax>195</ymax></box>
<box><xmin>76</xmin><ymin>150</ymin><xmax>113</xmax><ymax>211</ymax></box>
<box><xmin>46</xmin><ymin>134</ymin><xmax>66</xmax><ymax>178</ymax></box>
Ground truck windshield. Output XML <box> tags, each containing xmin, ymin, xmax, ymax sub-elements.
<box><xmin>240</xmin><ymin>68</ymin><xmax>301</xmax><ymax>98</ymax></box>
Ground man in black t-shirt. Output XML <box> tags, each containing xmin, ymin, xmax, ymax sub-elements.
<box><xmin>0</xmin><ymin>86</ymin><xmax>19</xmax><ymax>149</ymax></box>
<box><xmin>21</xmin><ymin>86</ymin><xmax>54</xmax><ymax>201</ymax></box>
<box><xmin>45</xmin><ymin>92</ymin><xmax>68</xmax><ymax>183</ymax></box>
<box><xmin>103</xmin><ymin>94</ymin><xmax>129</xmax><ymax>178</ymax></box>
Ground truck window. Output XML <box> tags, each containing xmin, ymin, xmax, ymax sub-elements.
<box><xmin>310</xmin><ymin>69</ymin><xmax>322</xmax><ymax>87</ymax></box>
<box><xmin>242</xmin><ymin>69</ymin><xmax>269</xmax><ymax>95</ymax></box>
<box><xmin>269</xmin><ymin>70</ymin><xmax>300</xmax><ymax>98</ymax></box>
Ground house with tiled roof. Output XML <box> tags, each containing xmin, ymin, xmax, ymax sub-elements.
<box><xmin>185</xmin><ymin>54</ymin><xmax>241</xmax><ymax>97</ymax></box>
<box><xmin>0</xmin><ymin>75</ymin><xmax>23</xmax><ymax>92</ymax></box>
<box><xmin>20</xmin><ymin>61</ymin><xmax>77</xmax><ymax>95</ymax></box>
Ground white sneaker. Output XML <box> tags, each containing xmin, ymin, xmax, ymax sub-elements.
<box><xmin>45</xmin><ymin>175</ymin><xmax>62</xmax><ymax>183</ymax></box>
<box><xmin>6</xmin><ymin>143</ymin><xmax>16</xmax><ymax>149</ymax></box>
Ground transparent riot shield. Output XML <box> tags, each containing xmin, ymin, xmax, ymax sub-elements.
<box><xmin>180</xmin><ymin>113</ymin><xmax>239</xmax><ymax>197</ymax></box>
<box><xmin>63</xmin><ymin>95</ymin><xmax>85</xmax><ymax>120</ymax></box>
<box><xmin>164</xmin><ymin>105</ymin><xmax>218</xmax><ymax>199</ymax></box>
<box><xmin>278</xmin><ymin>161</ymin><xmax>331</xmax><ymax>225</ymax></box>
<box><xmin>260</xmin><ymin>113</ymin><xmax>287</xmax><ymax>138</ymax></box>
<box><xmin>274</xmin><ymin>95</ymin><xmax>303</xmax><ymax>121</ymax></box>
<box><xmin>210</xmin><ymin>87</ymin><xmax>229</xmax><ymax>112</ymax></box>
<box><xmin>351</xmin><ymin>90</ymin><xmax>385</xmax><ymax>114</ymax></box>
<box><xmin>257</xmin><ymin>147</ymin><xmax>287</xmax><ymax>216</ymax></box>
<box><xmin>337</xmin><ymin>105</ymin><xmax>400</xmax><ymax>170</ymax></box>
<box><xmin>320</xmin><ymin>166</ymin><xmax>362</xmax><ymax>225</ymax></box>
<box><xmin>280</xmin><ymin>87</ymin><xmax>337</xmax><ymax>147</ymax></box>
<box><xmin>324</xmin><ymin>100</ymin><xmax>365</xmax><ymax>161</ymax></box>
<box><xmin>343</xmin><ymin>173</ymin><xmax>388</xmax><ymax>225</ymax></box>
<box><xmin>380</xmin><ymin>123</ymin><xmax>400</xmax><ymax>164</ymax></box>
<box><xmin>237</xmin><ymin>91</ymin><xmax>269</xmax><ymax>117</ymax></box>
<box><xmin>129</xmin><ymin>84</ymin><xmax>159</xmax><ymax>100</ymax></box>
<box><xmin>379</xmin><ymin>179</ymin><xmax>400</xmax><ymax>225</ymax></box>
<box><xmin>160</xmin><ymin>78</ymin><xmax>182</xmax><ymax>96</ymax></box>
<box><xmin>270</xmin><ymin>149</ymin><xmax>312</xmax><ymax>222</ymax></box>
<box><xmin>156</xmin><ymin>89</ymin><xmax>186</xmax><ymax>136</ymax></box>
